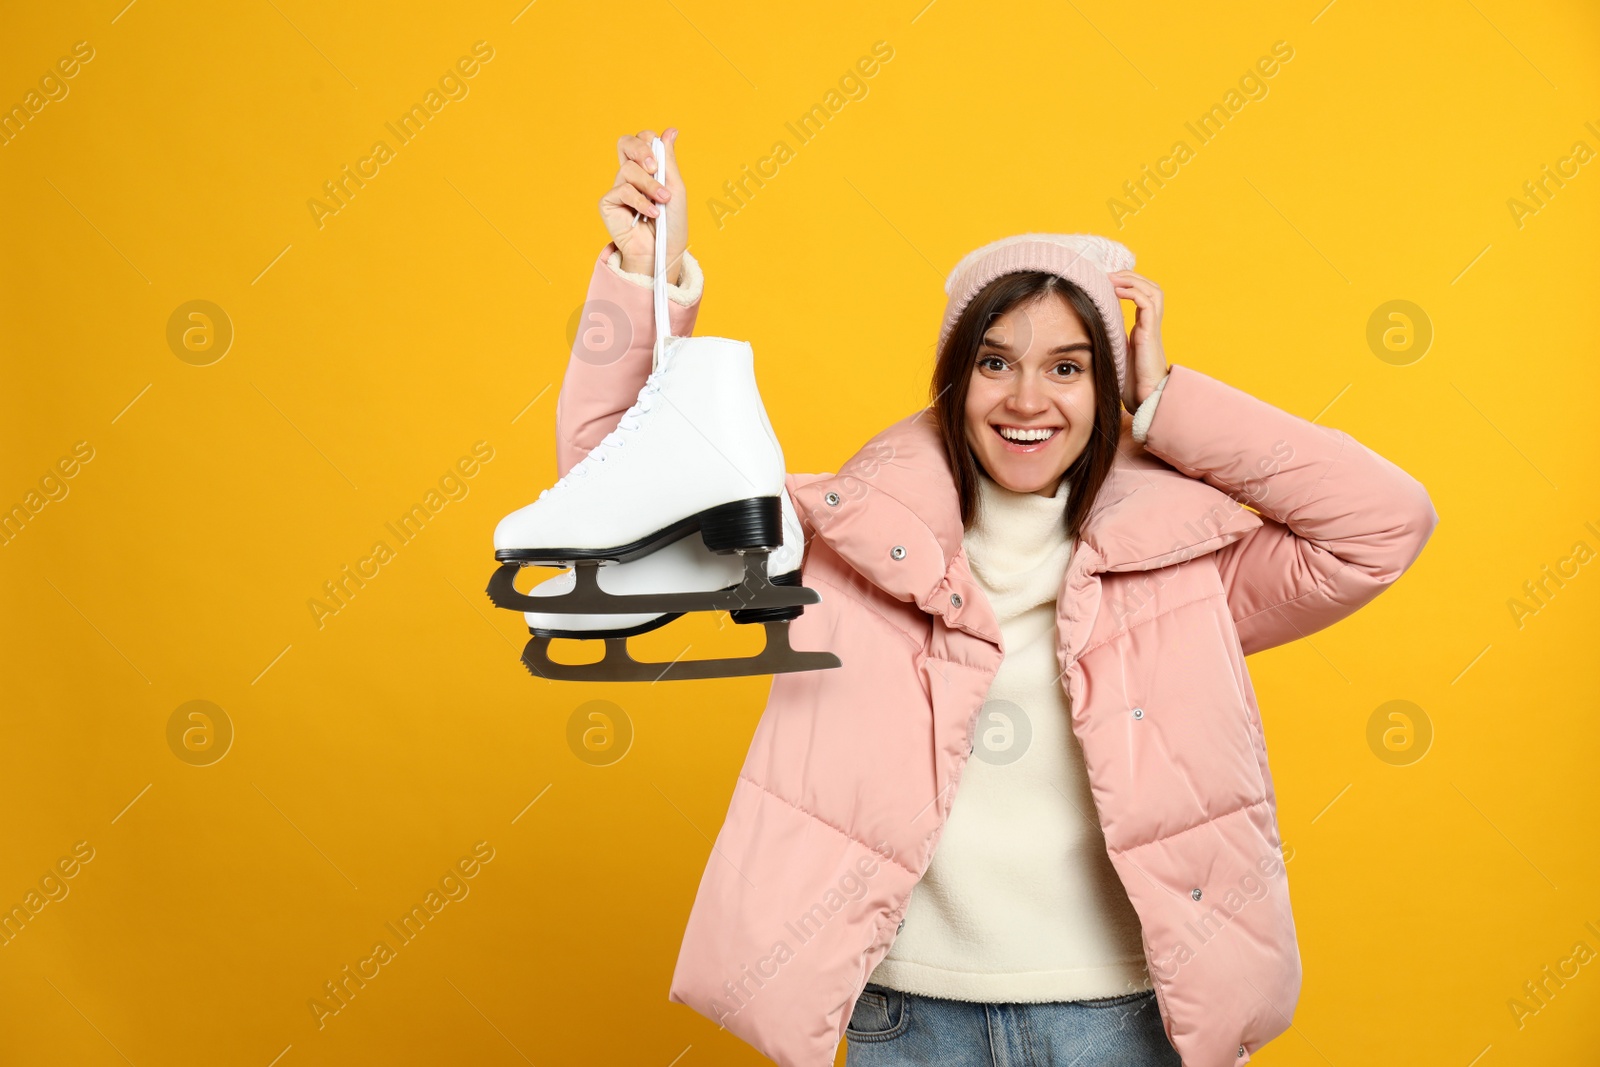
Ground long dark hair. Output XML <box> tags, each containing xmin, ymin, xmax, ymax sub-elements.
<box><xmin>930</xmin><ymin>271</ymin><xmax>1122</xmax><ymax>540</ymax></box>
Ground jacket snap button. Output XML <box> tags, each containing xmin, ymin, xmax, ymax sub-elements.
<box><xmin>824</xmin><ymin>491</ymin><xmax>840</xmax><ymax>507</ymax></box>
<box><xmin>890</xmin><ymin>545</ymin><xmax>906</xmax><ymax>560</ymax></box>
<box><xmin>1132</xmin><ymin>707</ymin><xmax>1144</xmax><ymax>719</ymax></box>
<box><xmin>1191</xmin><ymin>888</ymin><xmax>1203</xmax><ymax>901</ymax></box>
<box><xmin>950</xmin><ymin>593</ymin><xmax>962</xmax><ymax>608</ymax></box>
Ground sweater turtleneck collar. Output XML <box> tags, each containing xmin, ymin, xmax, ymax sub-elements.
<box><xmin>962</xmin><ymin>470</ymin><xmax>1075</xmax><ymax>623</ymax></box>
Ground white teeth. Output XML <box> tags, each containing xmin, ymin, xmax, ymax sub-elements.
<box><xmin>997</xmin><ymin>426</ymin><xmax>1058</xmax><ymax>442</ymax></box>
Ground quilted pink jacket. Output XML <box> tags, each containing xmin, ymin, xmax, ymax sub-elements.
<box><xmin>555</xmin><ymin>244</ymin><xmax>1439</xmax><ymax>1067</ymax></box>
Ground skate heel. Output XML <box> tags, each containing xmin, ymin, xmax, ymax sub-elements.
<box><xmin>699</xmin><ymin>496</ymin><xmax>781</xmax><ymax>553</ymax></box>
<box><xmin>729</xmin><ymin>570</ymin><xmax>805</xmax><ymax>625</ymax></box>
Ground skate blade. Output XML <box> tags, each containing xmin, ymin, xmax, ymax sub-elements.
<box><xmin>485</xmin><ymin>553</ymin><xmax>816</xmax><ymax>616</ymax></box>
<box><xmin>518</xmin><ymin>620</ymin><xmax>842</xmax><ymax>682</ymax></box>
<box><xmin>527</xmin><ymin>570</ymin><xmax>804</xmax><ymax>639</ymax></box>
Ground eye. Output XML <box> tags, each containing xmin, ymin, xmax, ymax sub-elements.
<box><xmin>977</xmin><ymin>354</ymin><xmax>1008</xmax><ymax>372</ymax></box>
<box><xmin>1054</xmin><ymin>360</ymin><xmax>1084</xmax><ymax>377</ymax></box>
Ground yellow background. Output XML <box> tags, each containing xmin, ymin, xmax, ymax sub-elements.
<box><xmin>2</xmin><ymin>1</ymin><xmax>1597</xmax><ymax>1064</ymax></box>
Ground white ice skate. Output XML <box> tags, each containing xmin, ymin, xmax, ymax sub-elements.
<box><xmin>486</xmin><ymin>136</ymin><xmax>838</xmax><ymax>682</ymax></box>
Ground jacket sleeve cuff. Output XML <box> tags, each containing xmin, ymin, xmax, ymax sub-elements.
<box><xmin>1130</xmin><ymin>371</ymin><xmax>1171</xmax><ymax>444</ymax></box>
<box><xmin>604</xmin><ymin>246</ymin><xmax>704</xmax><ymax>307</ymax></box>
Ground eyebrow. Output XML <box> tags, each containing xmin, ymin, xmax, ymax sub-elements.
<box><xmin>980</xmin><ymin>338</ymin><xmax>1092</xmax><ymax>355</ymax></box>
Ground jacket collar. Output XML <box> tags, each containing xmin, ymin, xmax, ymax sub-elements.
<box><xmin>790</xmin><ymin>407</ymin><xmax>1261</xmax><ymax>643</ymax></box>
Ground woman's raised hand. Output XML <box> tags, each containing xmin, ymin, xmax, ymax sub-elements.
<box><xmin>1109</xmin><ymin>269</ymin><xmax>1170</xmax><ymax>412</ymax></box>
<box><xmin>600</xmin><ymin>127</ymin><xmax>688</xmax><ymax>286</ymax></box>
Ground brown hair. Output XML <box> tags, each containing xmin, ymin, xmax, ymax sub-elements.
<box><xmin>929</xmin><ymin>271</ymin><xmax>1122</xmax><ymax>540</ymax></box>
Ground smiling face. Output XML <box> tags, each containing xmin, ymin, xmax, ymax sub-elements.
<box><xmin>962</xmin><ymin>290</ymin><xmax>1097</xmax><ymax>496</ymax></box>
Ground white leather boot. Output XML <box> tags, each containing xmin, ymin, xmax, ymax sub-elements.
<box><xmin>492</xmin><ymin>329</ymin><xmax>788</xmax><ymax>564</ymax></box>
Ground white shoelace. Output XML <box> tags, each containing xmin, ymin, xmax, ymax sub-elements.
<box><xmin>537</xmin><ymin>371</ymin><xmax>665</xmax><ymax>500</ymax></box>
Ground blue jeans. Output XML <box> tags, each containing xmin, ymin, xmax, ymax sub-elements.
<box><xmin>844</xmin><ymin>983</ymin><xmax>1182</xmax><ymax>1066</ymax></box>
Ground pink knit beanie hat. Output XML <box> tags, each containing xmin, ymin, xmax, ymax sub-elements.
<box><xmin>938</xmin><ymin>233</ymin><xmax>1136</xmax><ymax>395</ymax></box>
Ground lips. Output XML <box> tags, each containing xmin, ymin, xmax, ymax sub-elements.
<box><xmin>992</xmin><ymin>424</ymin><xmax>1060</xmax><ymax>453</ymax></box>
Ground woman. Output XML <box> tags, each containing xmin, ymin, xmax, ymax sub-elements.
<box><xmin>559</xmin><ymin>128</ymin><xmax>1438</xmax><ymax>1067</ymax></box>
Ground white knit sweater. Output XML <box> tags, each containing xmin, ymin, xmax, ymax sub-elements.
<box><xmin>867</xmin><ymin>392</ymin><xmax>1170</xmax><ymax>1003</ymax></box>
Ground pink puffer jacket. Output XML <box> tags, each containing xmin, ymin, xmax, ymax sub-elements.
<box><xmin>554</xmin><ymin>244</ymin><xmax>1440</xmax><ymax>1067</ymax></box>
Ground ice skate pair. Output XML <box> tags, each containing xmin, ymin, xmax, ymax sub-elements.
<box><xmin>487</xmin><ymin>137</ymin><xmax>839</xmax><ymax>683</ymax></box>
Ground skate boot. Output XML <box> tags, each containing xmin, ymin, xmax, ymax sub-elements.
<box><xmin>487</xmin><ymin>135</ymin><xmax>839</xmax><ymax>682</ymax></box>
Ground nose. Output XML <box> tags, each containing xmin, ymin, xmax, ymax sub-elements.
<box><xmin>1007</xmin><ymin>368</ymin><xmax>1049</xmax><ymax>415</ymax></box>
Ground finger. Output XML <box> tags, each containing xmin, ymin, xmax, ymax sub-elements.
<box><xmin>1113</xmin><ymin>271</ymin><xmax>1161</xmax><ymax>298</ymax></box>
<box><xmin>602</xmin><ymin>181</ymin><xmax>661</xmax><ymax>219</ymax></box>
<box><xmin>634</xmin><ymin>128</ymin><xmax>661</xmax><ymax>174</ymax></box>
<box><xmin>618</xmin><ymin>158</ymin><xmax>671</xmax><ymax>203</ymax></box>
<box><xmin>615</xmin><ymin>133</ymin><xmax>642</xmax><ymax>169</ymax></box>
<box><xmin>1115</xmin><ymin>282</ymin><xmax>1161</xmax><ymax>319</ymax></box>
<box><xmin>1117</xmin><ymin>284</ymin><xmax>1155</xmax><ymax>312</ymax></box>
<box><xmin>1111</xmin><ymin>272</ymin><xmax>1158</xmax><ymax>295</ymax></box>
<box><xmin>615</xmin><ymin>131</ymin><xmax>661</xmax><ymax>174</ymax></box>
<box><xmin>617</xmin><ymin>182</ymin><xmax>660</xmax><ymax>217</ymax></box>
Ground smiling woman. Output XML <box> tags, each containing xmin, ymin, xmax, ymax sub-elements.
<box><xmin>933</xmin><ymin>266</ymin><xmax>1125</xmax><ymax>531</ymax></box>
<box><xmin>549</xmin><ymin>131</ymin><xmax>1439</xmax><ymax>1066</ymax></box>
